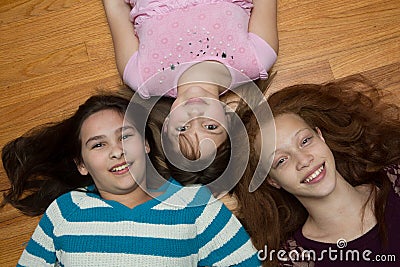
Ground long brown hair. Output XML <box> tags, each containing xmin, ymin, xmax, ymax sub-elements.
<box><xmin>235</xmin><ymin>75</ymin><xmax>400</xmax><ymax>266</ymax></box>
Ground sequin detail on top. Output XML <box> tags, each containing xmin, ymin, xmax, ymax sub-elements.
<box><xmin>123</xmin><ymin>1</ymin><xmax>277</xmax><ymax>98</ymax></box>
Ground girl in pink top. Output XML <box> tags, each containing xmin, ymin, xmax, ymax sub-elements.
<box><xmin>102</xmin><ymin>0</ymin><xmax>278</xmax><ymax>172</ymax></box>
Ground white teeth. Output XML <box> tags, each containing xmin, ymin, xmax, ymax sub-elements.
<box><xmin>304</xmin><ymin>165</ymin><xmax>324</xmax><ymax>183</ymax></box>
<box><xmin>111</xmin><ymin>163</ymin><xmax>130</xmax><ymax>172</ymax></box>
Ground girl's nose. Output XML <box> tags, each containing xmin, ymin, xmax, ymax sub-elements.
<box><xmin>187</xmin><ymin>107</ymin><xmax>204</xmax><ymax>117</ymax></box>
<box><xmin>110</xmin><ymin>143</ymin><xmax>124</xmax><ymax>159</ymax></box>
<box><xmin>296</xmin><ymin>152</ymin><xmax>313</xmax><ymax>171</ymax></box>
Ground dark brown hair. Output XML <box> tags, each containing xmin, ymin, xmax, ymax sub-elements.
<box><xmin>235</xmin><ymin>75</ymin><xmax>400</xmax><ymax>266</ymax></box>
<box><xmin>165</xmin><ymin>133</ymin><xmax>232</xmax><ymax>186</ymax></box>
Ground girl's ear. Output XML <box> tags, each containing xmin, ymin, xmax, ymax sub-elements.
<box><xmin>144</xmin><ymin>140</ymin><xmax>150</xmax><ymax>154</ymax></box>
<box><xmin>315</xmin><ymin>127</ymin><xmax>325</xmax><ymax>142</ymax></box>
<box><xmin>224</xmin><ymin>111</ymin><xmax>234</xmax><ymax>127</ymax></box>
<box><xmin>163</xmin><ymin>117</ymin><xmax>169</xmax><ymax>133</ymax></box>
<box><xmin>267</xmin><ymin>176</ymin><xmax>281</xmax><ymax>189</ymax></box>
<box><xmin>75</xmin><ymin>160</ymin><xmax>89</xmax><ymax>175</ymax></box>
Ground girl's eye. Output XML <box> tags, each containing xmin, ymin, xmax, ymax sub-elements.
<box><xmin>204</xmin><ymin>124</ymin><xmax>218</xmax><ymax>130</ymax></box>
<box><xmin>91</xmin><ymin>143</ymin><xmax>104</xmax><ymax>149</ymax></box>
<box><xmin>276</xmin><ymin>158</ymin><xmax>286</xmax><ymax>167</ymax></box>
<box><xmin>121</xmin><ymin>134</ymin><xmax>132</xmax><ymax>140</ymax></box>
<box><xmin>302</xmin><ymin>136</ymin><xmax>313</xmax><ymax>146</ymax></box>
<box><xmin>176</xmin><ymin>126</ymin><xmax>188</xmax><ymax>132</ymax></box>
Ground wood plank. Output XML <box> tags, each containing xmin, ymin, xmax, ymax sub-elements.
<box><xmin>267</xmin><ymin>60</ymin><xmax>334</xmax><ymax>95</ymax></box>
<box><xmin>0</xmin><ymin>206</ymin><xmax>39</xmax><ymax>267</ymax></box>
<box><xmin>330</xmin><ymin>37</ymin><xmax>400</xmax><ymax>78</ymax></box>
<box><xmin>276</xmin><ymin>0</ymin><xmax>400</xmax><ymax>73</ymax></box>
<box><xmin>0</xmin><ymin>1</ymin><xmax>108</xmax><ymax>64</ymax></box>
<box><xmin>0</xmin><ymin>43</ymin><xmax>89</xmax><ymax>86</ymax></box>
<box><xmin>0</xmin><ymin>75</ymin><xmax>123</xmax><ymax>146</ymax></box>
<box><xmin>0</xmin><ymin>0</ymin><xmax>399</xmax><ymax>265</ymax></box>
<box><xmin>0</xmin><ymin>0</ymin><xmax>91</xmax><ymax>25</ymax></box>
<box><xmin>0</xmin><ymin>58</ymin><xmax>120</xmax><ymax>107</ymax></box>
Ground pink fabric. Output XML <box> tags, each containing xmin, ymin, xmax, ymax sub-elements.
<box><xmin>123</xmin><ymin>0</ymin><xmax>277</xmax><ymax>98</ymax></box>
<box><xmin>125</xmin><ymin>0</ymin><xmax>253</xmax><ymax>27</ymax></box>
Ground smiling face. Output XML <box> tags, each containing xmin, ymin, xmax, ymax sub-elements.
<box><xmin>77</xmin><ymin>109</ymin><xmax>149</xmax><ymax>200</ymax></box>
<box><xmin>264</xmin><ymin>113</ymin><xmax>337</xmax><ymax>200</ymax></box>
<box><xmin>166</xmin><ymin>84</ymin><xmax>229</xmax><ymax>159</ymax></box>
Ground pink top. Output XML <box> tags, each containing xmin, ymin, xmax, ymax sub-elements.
<box><xmin>124</xmin><ymin>0</ymin><xmax>277</xmax><ymax>98</ymax></box>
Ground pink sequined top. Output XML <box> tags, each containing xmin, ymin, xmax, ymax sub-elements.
<box><xmin>124</xmin><ymin>0</ymin><xmax>277</xmax><ymax>98</ymax></box>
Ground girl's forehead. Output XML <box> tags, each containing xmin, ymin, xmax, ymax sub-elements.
<box><xmin>80</xmin><ymin>110</ymin><xmax>124</xmax><ymax>134</ymax></box>
<box><xmin>87</xmin><ymin>109</ymin><xmax>123</xmax><ymax>123</ymax></box>
<box><xmin>255</xmin><ymin>113</ymin><xmax>310</xmax><ymax>152</ymax></box>
<box><xmin>275</xmin><ymin>113</ymin><xmax>308</xmax><ymax>128</ymax></box>
<box><xmin>273</xmin><ymin>114</ymin><xmax>312</xmax><ymax>140</ymax></box>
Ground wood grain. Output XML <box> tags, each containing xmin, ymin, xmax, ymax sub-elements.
<box><xmin>0</xmin><ymin>0</ymin><xmax>399</xmax><ymax>265</ymax></box>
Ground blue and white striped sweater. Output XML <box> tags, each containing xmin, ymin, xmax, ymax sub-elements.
<box><xmin>18</xmin><ymin>180</ymin><xmax>260</xmax><ymax>266</ymax></box>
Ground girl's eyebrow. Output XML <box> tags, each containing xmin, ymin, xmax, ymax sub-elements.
<box><xmin>120</xmin><ymin>125</ymin><xmax>136</xmax><ymax>132</ymax></box>
<box><xmin>295</xmin><ymin>128</ymin><xmax>309</xmax><ymax>137</ymax></box>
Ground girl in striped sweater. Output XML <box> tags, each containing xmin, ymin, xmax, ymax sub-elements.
<box><xmin>1</xmin><ymin>94</ymin><xmax>260</xmax><ymax>266</ymax></box>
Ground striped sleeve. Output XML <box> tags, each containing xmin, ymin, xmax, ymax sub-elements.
<box><xmin>195</xmin><ymin>188</ymin><xmax>261</xmax><ymax>266</ymax></box>
<box><xmin>17</xmin><ymin>198</ymin><xmax>61</xmax><ymax>266</ymax></box>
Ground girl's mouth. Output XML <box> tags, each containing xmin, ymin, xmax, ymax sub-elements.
<box><xmin>185</xmin><ymin>97</ymin><xmax>207</xmax><ymax>105</ymax></box>
<box><xmin>110</xmin><ymin>162</ymin><xmax>131</xmax><ymax>173</ymax></box>
<box><xmin>302</xmin><ymin>163</ymin><xmax>325</xmax><ymax>184</ymax></box>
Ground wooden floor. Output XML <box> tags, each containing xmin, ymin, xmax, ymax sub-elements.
<box><xmin>0</xmin><ymin>0</ymin><xmax>399</xmax><ymax>265</ymax></box>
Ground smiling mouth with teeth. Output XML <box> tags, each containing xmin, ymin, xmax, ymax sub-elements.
<box><xmin>110</xmin><ymin>163</ymin><xmax>131</xmax><ymax>172</ymax></box>
<box><xmin>303</xmin><ymin>164</ymin><xmax>325</xmax><ymax>184</ymax></box>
